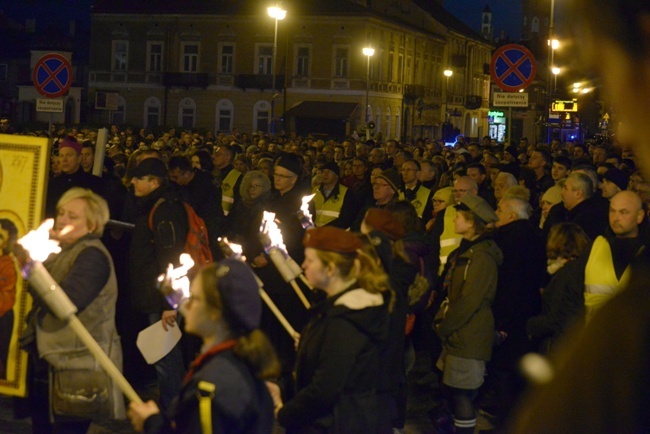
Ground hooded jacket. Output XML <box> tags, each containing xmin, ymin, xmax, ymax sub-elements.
<box><xmin>278</xmin><ymin>285</ymin><xmax>389</xmax><ymax>433</ymax></box>
<box><xmin>436</xmin><ymin>235</ymin><xmax>503</xmax><ymax>361</ymax></box>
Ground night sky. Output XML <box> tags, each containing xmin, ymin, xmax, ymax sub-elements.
<box><xmin>445</xmin><ymin>0</ymin><xmax>523</xmax><ymax>41</ymax></box>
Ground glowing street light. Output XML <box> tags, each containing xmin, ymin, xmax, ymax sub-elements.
<box><xmin>363</xmin><ymin>47</ymin><xmax>375</xmax><ymax>124</ymax></box>
<box><xmin>443</xmin><ymin>69</ymin><xmax>453</xmax><ymax>122</ymax></box>
<box><xmin>268</xmin><ymin>5</ymin><xmax>287</xmax><ymax>134</ymax></box>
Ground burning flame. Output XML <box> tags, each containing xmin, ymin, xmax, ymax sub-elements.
<box><xmin>222</xmin><ymin>238</ymin><xmax>243</xmax><ymax>256</ymax></box>
<box><xmin>299</xmin><ymin>194</ymin><xmax>316</xmax><ymax>228</ymax></box>
<box><xmin>17</xmin><ymin>219</ymin><xmax>61</xmax><ymax>263</ymax></box>
<box><xmin>260</xmin><ymin>211</ymin><xmax>288</xmax><ymax>253</ymax></box>
<box><xmin>158</xmin><ymin>253</ymin><xmax>195</xmax><ymax>302</ymax></box>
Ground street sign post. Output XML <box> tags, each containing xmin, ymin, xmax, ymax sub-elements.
<box><xmin>32</xmin><ymin>53</ymin><xmax>73</xmax><ymax>98</ymax></box>
<box><xmin>490</xmin><ymin>44</ymin><xmax>537</xmax><ymax>92</ymax></box>
<box><xmin>490</xmin><ymin>44</ymin><xmax>537</xmax><ymax>144</ymax></box>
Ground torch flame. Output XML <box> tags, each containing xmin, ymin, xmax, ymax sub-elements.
<box><xmin>159</xmin><ymin>253</ymin><xmax>195</xmax><ymax>303</ymax></box>
<box><xmin>222</xmin><ymin>238</ymin><xmax>243</xmax><ymax>256</ymax></box>
<box><xmin>260</xmin><ymin>211</ymin><xmax>288</xmax><ymax>253</ymax></box>
<box><xmin>18</xmin><ymin>219</ymin><xmax>61</xmax><ymax>263</ymax></box>
<box><xmin>300</xmin><ymin>194</ymin><xmax>315</xmax><ymax>227</ymax></box>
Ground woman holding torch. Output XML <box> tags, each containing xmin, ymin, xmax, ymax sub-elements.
<box><xmin>24</xmin><ymin>187</ymin><xmax>125</xmax><ymax>432</ymax></box>
<box><xmin>128</xmin><ymin>259</ymin><xmax>280</xmax><ymax>433</ymax></box>
<box><xmin>267</xmin><ymin>226</ymin><xmax>392</xmax><ymax>433</ymax></box>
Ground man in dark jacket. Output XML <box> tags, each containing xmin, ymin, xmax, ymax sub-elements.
<box><xmin>129</xmin><ymin>158</ymin><xmax>188</xmax><ymax>411</ymax></box>
<box><xmin>485</xmin><ymin>195</ymin><xmax>546</xmax><ymax>425</ymax></box>
<box><xmin>46</xmin><ymin>136</ymin><xmax>104</xmax><ymax>218</ymax></box>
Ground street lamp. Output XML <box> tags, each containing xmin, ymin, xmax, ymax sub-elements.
<box><xmin>362</xmin><ymin>47</ymin><xmax>375</xmax><ymax>124</ymax></box>
<box><xmin>443</xmin><ymin>69</ymin><xmax>453</xmax><ymax>121</ymax></box>
<box><xmin>552</xmin><ymin>66</ymin><xmax>560</xmax><ymax>93</ymax></box>
<box><xmin>268</xmin><ymin>5</ymin><xmax>286</xmax><ymax>134</ymax></box>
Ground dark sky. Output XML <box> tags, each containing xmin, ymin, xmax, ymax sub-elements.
<box><xmin>0</xmin><ymin>0</ymin><xmax>93</xmax><ymax>28</ymax></box>
<box><xmin>445</xmin><ymin>0</ymin><xmax>523</xmax><ymax>41</ymax></box>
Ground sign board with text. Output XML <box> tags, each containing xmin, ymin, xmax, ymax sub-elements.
<box><xmin>493</xmin><ymin>92</ymin><xmax>529</xmax><ymax>107</ymax></box>
<box><xmin>36</xmin><ymin>98</ymin><xmax>64</xmax><ymax>113</ymax></box>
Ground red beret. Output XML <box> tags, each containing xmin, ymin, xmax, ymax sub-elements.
<box><xmin>303</xmin><ymin>226</ymin><xmax>362</xmax><ymax>253</ymax></box>
<box><xmin>363</xmin><ymin>208</ymin><xmax>405</xmax><ymax>240</ymax></box>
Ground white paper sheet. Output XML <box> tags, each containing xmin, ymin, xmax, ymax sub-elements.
<box><xmin>136</xmin><ymin>320</ymin><xmax>182</xmax><ymax>365</ymax></box>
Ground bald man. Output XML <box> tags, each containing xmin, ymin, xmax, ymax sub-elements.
<box><xmin>574</xmin><ymin>191</ymin><xmax>647</xmax><ymax>322</ymax></box>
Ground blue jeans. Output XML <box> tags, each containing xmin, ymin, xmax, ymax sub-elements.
<box><xmin>148</xmin><ymin>313</ymin><xmax>185</xmax><ymax>411</ymax></box>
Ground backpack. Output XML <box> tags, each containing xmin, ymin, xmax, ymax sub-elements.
<box><xmin>148</xmin><ymin>198</ymin><xmax>213</xmax><ymax>267</ymax></box>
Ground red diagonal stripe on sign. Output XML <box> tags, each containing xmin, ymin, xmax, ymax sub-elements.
<box><xmin>41</xmin><ymin>62</ymin><xmax>67</xmax><ymax>90</ymax></box>
<box><xmin>497</xmin><ymin>53</ymin><xmax>528</xmax><ymax>83</ymax></box>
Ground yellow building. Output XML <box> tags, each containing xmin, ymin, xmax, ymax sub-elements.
<box><xmin>88</xmin><ymin>0</ymin><xmax>493</xmax><ymax>141</ymax></box>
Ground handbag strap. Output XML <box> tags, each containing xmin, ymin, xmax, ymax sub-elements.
<box><xmin>197</xmin><ymin>380</ymin><xmax>215</xmax><ymax>434</ymax></box>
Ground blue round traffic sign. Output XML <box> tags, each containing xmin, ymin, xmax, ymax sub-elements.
<box><xmin>490</xmin><ymin>44</ymin><xmax>537</xmax><ymax>92</ymax></box>
<box><xmin>32</xmin><ymin>53</ymin><xmax>73</xmax><ymax>98</ymax></box>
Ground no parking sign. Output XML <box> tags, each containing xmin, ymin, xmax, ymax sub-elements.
<box><xmin>490</xmin><ymin>44</ymin><xmax>537</xmax><ymax>92</ymax></box>
<box><xmin>32</xmin><ymin>53</ymin><xmax>73</xmax><ymax>98</ymax></box>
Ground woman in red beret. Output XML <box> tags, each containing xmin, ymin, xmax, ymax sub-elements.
<box><xmin>267</xmin><ymin>226</ymin><xmax>392</xmax><ymax>433</ymax></box>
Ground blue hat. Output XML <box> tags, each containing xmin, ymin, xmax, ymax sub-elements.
<box><xmin>213</xmin><ymin>259</ymin><xmax>261</xmax><ymax>332</ymax></box>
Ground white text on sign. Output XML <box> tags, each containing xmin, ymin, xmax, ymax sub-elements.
<box><xmin>493</xmin><ymin>92</ymin><xmax>529</xmax><ymax>107</ymax></box>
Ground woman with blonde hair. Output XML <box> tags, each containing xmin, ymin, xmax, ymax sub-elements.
<box><xmin>26</xmin><ymin>187</ymin><xmax>124</xmax><ymax>432</ymax></box>
<box><xmin>267</xmin><ymin>226</ymin><xmax>392</xmax><ymax>433</ymax></box>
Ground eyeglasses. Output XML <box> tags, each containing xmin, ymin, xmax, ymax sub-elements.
<box><xmin>372</xmin><ymin>182</ymin><xmax>390</xmax><ymax>188</ymax></box>
<box><xmin>273</xmin><ymin>172</ymin><xmax>296</xmax><ymax>179</ymax></box>
<box><xmin>249</xmin><ymin>183</ymin><xmax>263</xmax><ymax>189</ymax></box>
<box><xmin>452</xmin><ymin>189</ymin><xmax>468</xmax><ymax>194</ymax></box>
<box><xmin>433</xmin><ymin>199</ymin><xmax>446</xmax><ymax>205</ymax></box>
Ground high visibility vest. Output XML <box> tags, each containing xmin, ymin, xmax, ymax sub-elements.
<box><xmin>400</xmin><ymin>184</ymin><xmax>431</xmax><ymax>218</ymax></box>
<box><xmin>438</xmin><ymin>206</ymin><xmax>462</xmax><ymax>276</ymax></box>
<box><xmin>584</xmin><ymin>236</ymin><xmax>640</xmax><ymax>322</ymax></box>
<box><xmin>312</xmin><ymin>183</ymin><xmax>348</xmax><ymax>227</ymax></box>
<box><xmin>220</xmin><ymin>168</ymin><xmax>241</xmax><ymax>216</ymax></box>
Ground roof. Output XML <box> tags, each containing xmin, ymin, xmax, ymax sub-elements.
<box><xmin>413</xmin><ymin>0</ymin><xmax>490</xmax><ymax>42</ymax></box>
<box><xmin>285</xmin><ymin>101</ymin><xmax>359</xmax><ymax>119</ymax></box>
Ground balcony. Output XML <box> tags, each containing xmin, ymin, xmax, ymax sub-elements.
<box><xmin>404</xmin><ymin>84</ymin><xmax>425</xmax><ymax>102</ymax></box>
<box><xmin>235</xmin><ymin>74</ymin><xmax>285</xmax><ymax>91</ymax></box>
<box><xmin>465</xmin><ymin>95</ymin><xmax>482</xmax><ymax>110</ymax></box>
<box><xmin>163</xmin><ymin>73</ymin><xmax>209</xmax><ymax>88</ymax></box>
<box><xmin>216</xmin><ymin>74</ymin><xmax>234</xmax><ymax>86</ymax></box>
<box><xmin>89</xmin><ymin>70</ymin><xmax>164</xmax><ymax>85</ymax></box>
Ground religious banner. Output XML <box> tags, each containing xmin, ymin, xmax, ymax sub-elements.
<box><xmin>0</xmin><ymin>133</ymin><xmax>49</xmax><ymax>397</ymax></box>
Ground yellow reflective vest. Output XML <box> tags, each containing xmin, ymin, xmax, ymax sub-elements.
<box><xmin>584</xmin><ymin>236</ymin><xmax>641</xmax><ymax>322</ymax></box>
<box><xmin>438</xmin><ymin>206</ymin><xmax>462</xmax><ymax>276</ymax></box>
<box><xmin>220</xmin><ymin>168</ymin><xmax>242</xmax><ymax>216</ymax></box>
<box><xmin>312</xmin><ymin>183</ymin><xmax>348</xmax><ymax>227</ymax></box>
<box><xmin>400</xmin><ymin>184</ymin><xmax>431</xmax><ymax>218</ymax></box>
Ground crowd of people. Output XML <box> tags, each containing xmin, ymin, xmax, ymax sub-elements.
<box><xmin>4</xmin><ymin>109</ymin><xmax>647</xmax><ymax>433</ymax></box>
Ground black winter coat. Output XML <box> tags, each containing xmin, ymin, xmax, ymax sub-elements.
<box><xmin>278</xmin><ymin>286</ymin><xmax>389</xmax><ymax>434</ymax></box>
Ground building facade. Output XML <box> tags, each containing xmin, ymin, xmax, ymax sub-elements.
<box><xmin>86</xmin><ymin>0</ymin><xmax>493</xmax><ymax>142</ymax></box>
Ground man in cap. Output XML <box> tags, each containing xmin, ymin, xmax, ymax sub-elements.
<box><xmin>351</xmin><ymin>169</ymin><xmax>400</xmax><ymax>231</ymax></box>
<box><xmin>310</xmin><ymin>161</ymin><xmax>355</xmax><ymax>229</ymax></box>
<box><xmin>600</xmin><ymin>168</ymin><xmax>629</xmax><ymax>200</ymax></box>
<box><xmin>128</xmin><ymin>157</ymin><xmax>188</xmax><ymax>411</ymax></box>
<box><xmin>46</xmin><ymin>136</ymin><xmax>104</xmax><ymax>218</ymax></box>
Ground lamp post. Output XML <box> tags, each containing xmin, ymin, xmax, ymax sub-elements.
<box><xmin>546</xmin><ymin>0</ymin><xmax>556</xmax><ymax>143</ymax></box>
<box><xmin>362</xmin><ymin>47</ymin><xmax>375</xmax><ymax>125</ymax></box>
<box><xmin>268</xmin><ymin>5</ymin><xmax>286</xmax><ymax>134</ymax></box>
<box><xmin>552</xmin><ymin>66</ymin><xmax>560</xmax><ymax>94</ymax></box>
<box><xmin>443</xmin><ymin>69</ymin><xmax>453</xmax><ymax>120</ymax></box>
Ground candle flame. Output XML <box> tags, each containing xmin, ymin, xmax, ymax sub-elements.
<box><xmin>18</xmin><ymin>219</ymin><xmax>61</xmax><ymax>263</ymax></box>
<box><xmin>260</xmin><ymin>211</ymin><xmax>288</xmax><ymax>253</ymax></box>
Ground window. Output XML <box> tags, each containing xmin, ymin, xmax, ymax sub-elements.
<box><xmin>111</xmin><ymin>96</ymin><xmax>127</xmax><ymax>125</ymax></box>
<box><xmin>182</xmin><ymin>43</ymin><xmax>199</xmax><ymax>72</ymax></box>
<box><xmin>388</xmin><ymin>52</ymin><xmax>394</xmax><ymax>82</ymax></box>
<box><xmin>0</xmin><ymin>64</ymin><xmax>7</xmax><ymax>81</ymax></box>
<box><xmin>220</xmin><ymin>44</ymin><xmax>234</xmax><ymax>73</ymax></box>
<box><xmin>215</xmin><ymin>99</ymin><xmax>234</xmax><ymax>133</ymax></box>
<box><xmin>112</xmin><ymin>40</ymin><xmax>128</xmax><ymax>71</ymax></box>
<box><xmin>258</xmin><ymin>46</ymin><xmax>273</xmax><ymax>75</ymax></box>
<box><xmin>253</xmin><ymin>100</ymin><xmax>271</xmax><ymax>132</ymax></box>
<box><xmin>335</xmin><ymin>48</ymin><xmax>348</xmax><ymax>77</ymax></box>
<box><xmin>398</xmin><ymin>54</ymin><xmax>403</xmax><ymax>82</ymax></box>
<box><xmin>385</xmin><ymin>106</ymin><xmax>391</xmax><ymax>139</ymax></box>
<box><xmin>178</xmin><ymin>97</ymin><xmax>196</xmax><ymax>128</ymax></box>
<box><xmin>296</xmin><ymin>47</ymin><xmax>310</xmax><ymax>76</ymax></box>
<box><xmin>143</xmin><ymin>97</ymin><xmax>161</xmax><ymax>128</ymax></box>
<box><xmin>147</xmin><ymin>42</ymin><xmax>163</xmax><ymax>72</ymax></box>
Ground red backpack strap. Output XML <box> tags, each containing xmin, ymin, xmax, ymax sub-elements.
<box><xmin>148</xmin><ymin>197</ymin><xmax>167</xmax><ymax>231</ymax></box>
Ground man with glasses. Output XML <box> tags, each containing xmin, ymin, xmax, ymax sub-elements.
<box><xmin>212</xmin><ymin>144</ymin><xmax>242</xmax><ymax>216</ymax></box>
<box><xmin>401</xmin><ymin>159</ymin><xmax>432</xmax><ymax>220</ymax></box>
<box><xmin>311</xmin><ymin>161</ymin><xmax>355</xmax><ymax>229</ymax></box>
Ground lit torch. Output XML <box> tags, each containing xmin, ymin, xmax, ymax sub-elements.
<box><xmin>157</xmin><ymin>253</ymin><xmax>194</xmax><ymax>309</ymax></box>
<box><xmin>297</xmin><ymin>193</ymin><xmax>316</xmax><ymax>229</ymax></box>
<box><xmin>219</xmin><ymin>238</ymin><xmax>299</xmax><ymax>340</ymax></box>
<box><xmin>260</xmin><ymin>211</ymin><xmax>311</xmax><ymax>309</ymax></box>
<box><xmin>18</xmin><ymin>219</ymin><xmax>142</xmax><ymax>404</ymax></box>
